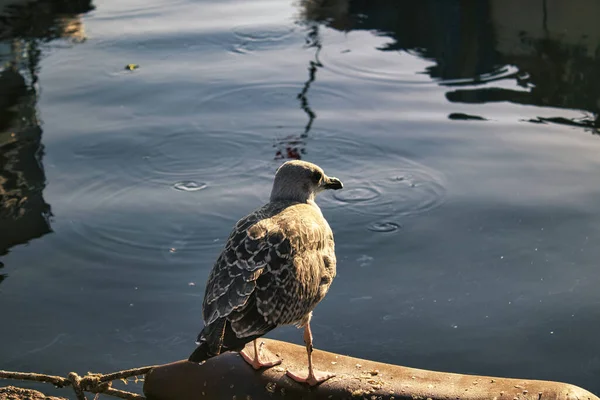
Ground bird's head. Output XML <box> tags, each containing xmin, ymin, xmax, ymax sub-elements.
<box><xmin>270</xmin><ymin>160</ymin><xmax>343</xmax><ymax>203</ymax></box>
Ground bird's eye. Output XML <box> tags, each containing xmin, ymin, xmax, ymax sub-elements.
<box><xmin>312</xmin><ymin>170</ymin><xmax>323</xmax><ymax>183</ymax></box>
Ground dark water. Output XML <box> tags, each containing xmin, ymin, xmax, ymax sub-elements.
<box><xmin>2</xmin><ymin>0</ymin><xmax>600</xmax><ymax>396</ymax></box>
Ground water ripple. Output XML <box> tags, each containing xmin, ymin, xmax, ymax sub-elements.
<box><xmin>367</xmin><ymin>221</ymin><xmax>401</xmax><ymax>233</ymax></box>
<box><xmin>256</xmin><ymin>125</ymin><xmax>446</xmax><ymax>222</ymax></box>
<box><xmin>173</xmin><ymin>181</ymin><xmax>207</xmax><ymax>192</ymax></box>
<box><xmin>53</xmin><ymin>124</ymin><xmax>276</xmax><ymax>265</ymax></box>
<box><xmin>318</xmin><ymin>30</ymin><xmax>519</xmax><ymax>88</ymax></box>
<box><xmin>305</xmin><ymin>129</ymin><xmax>446</xmax><ymax>219</ymax></box>
<box><xmin>144</xmin><ymin>129</ymin><xmax>267</xmax><ymax>181</ymax></box>
<box><xmin>230</xmin><ymin>24</ymin><xmax>297</xmax><ymax>54</ymax></box>
<box><xmin>59</xmin><ymin>110</ymin><xmax>443</xmax><ymax>264</ymax></box>
<box><xmin>70</xmin><ymin>123</ymin><xmax>276</xmax><ymax>184</ymax></box>
<box><xmin>52</xmin><ymin>178</ymin><xmax>234</xmax><ymax>265</ymax></box>
<box><xmin>327</xmin><ymin>167</ymin><xmax>445</xmax><ymax>218</ymax></box>
<box><xmin>318</xmin><ymin>32</ymin><xmax>436</xmax><ymax>85</ymax></box>
<box><xmin>333</xmin><ymin>186</ymin><xmax>380</xmax><ymax>203</ymax></box>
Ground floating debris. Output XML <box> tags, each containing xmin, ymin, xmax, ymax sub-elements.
<box><xmin>125</xmin><ymin>63</ymin><xmax>139</xmax><ymax>71</ymax></box>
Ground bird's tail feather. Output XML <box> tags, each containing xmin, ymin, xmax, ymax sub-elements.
<box><xmin>188</xmin><ymin>341</ymin><xmax>213</xmax><ymax>362</ymax></box>
<box><xmin>188</xmin><ymin>318</ymin><xmax>226</xmax><ymax>362</ymax></box>
<box><xmin>188</xmin><ymin>317</ymin><xmax>270</xmax><ymax>363</ymax></box>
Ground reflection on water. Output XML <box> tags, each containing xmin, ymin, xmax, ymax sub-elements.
<box><xmin>301</xmin><ymin>0</ymin><xmax>600</xmax><ymax>131</ymax></box>
<box><xmin>1</xmin><ymin>0</ymin><xmax>600</xmax><ymax>396</ymax></box>
<box><xmin>274</xmin><ymin>24</ymin><xmax>322</xmax><ymax>160</ymax></box>
<box><xmin>0</xmin><ymin>64</ymin><xmax>50</xmax><ymax>270</ymax></box>
<box><xmin>0</xmin><ymin>0</ymin><xmax>93</xmax><ymax>282</ymax></box>
<box><xmin>0</xmin><ymin>0</ymin><xmax>91</xmax><ymax>42</ymax></box>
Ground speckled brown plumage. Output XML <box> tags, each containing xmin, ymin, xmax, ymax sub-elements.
<box><xmin>189</xmin><ymin>161</ymin><xmax>342</xmax><ymax>382</ymax></box>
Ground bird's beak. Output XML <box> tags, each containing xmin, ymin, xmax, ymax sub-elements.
<box><xmin>323</xmin><ymin>176</ymin><xmax>343</xmax><ymax>190</ymax></box>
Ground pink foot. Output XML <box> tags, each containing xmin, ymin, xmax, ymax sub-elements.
<box><xmin>240</xmin><ymin>342</ymin><xmax>282</xmax><ymax>370</ymax></box>
<box><xmin>286</xmin><ymin>369</ymin><xmax>335</xmax><ymax>386</ymax></box>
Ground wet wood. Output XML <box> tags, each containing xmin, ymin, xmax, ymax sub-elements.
<box><xmin>143</xmin><ymin>338</ymin><xmax>599</xmax><ymax>400</ymax></box>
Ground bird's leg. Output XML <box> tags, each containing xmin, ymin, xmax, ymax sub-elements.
<box><xmin>240</xmin><ymin>339</ymin><xmax>282</xmax><ymax>370</ymax></box>
<box><xmin>286</xmin><ymin>322</ymin><xmax>335</xmax><ymax>386</ymax></box>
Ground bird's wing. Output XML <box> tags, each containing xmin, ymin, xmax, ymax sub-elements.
<box><xmin>202</xmin><ymin>203</ymin><xmax>334</xmax><ymax>340</ymax></box>
<box><xmin>202</xmin><ymin>209</ymin><xmax>271</xmax><ymax>326</ymax></box>
<box><xmin>253</xmin><ymin>204</ymin><xmax>336</xmax><ymax>328</ymax></box>
<box><xmin>201</xmin><ymin>203</ymin><xmax>293</xmax><ymax>324</ymax></box>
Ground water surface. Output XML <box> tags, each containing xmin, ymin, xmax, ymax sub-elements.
<box><xmin>1</xmin><ymin>0</ymin><xmax>600</xmax><ymax>396</ymax></box>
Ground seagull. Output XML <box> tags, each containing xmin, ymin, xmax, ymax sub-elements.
<box><xmin>189</xmin><ymin>160</ymin><xmax>343</xmax><ymax>386</ymax></box>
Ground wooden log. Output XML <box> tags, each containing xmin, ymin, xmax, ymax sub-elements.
<box><xmin>143</xmin><ymin>339</ymin><xmax>598</xmax><ymax>400</ymax></box>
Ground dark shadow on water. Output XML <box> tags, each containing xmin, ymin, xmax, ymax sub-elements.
<box><xmin>0</xmin><ymin>0</ymin><xmax>94</xmax><ymax>281</ymax></box>
<box><xmin>448</xmin><ymin>112</ymin><xmax>488</xmax><ymax>121</ymax></box>
<box><xmin>299</xmin><ymin>0</ymin><xmax>600</xmax><ymax>133</ymax></box>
